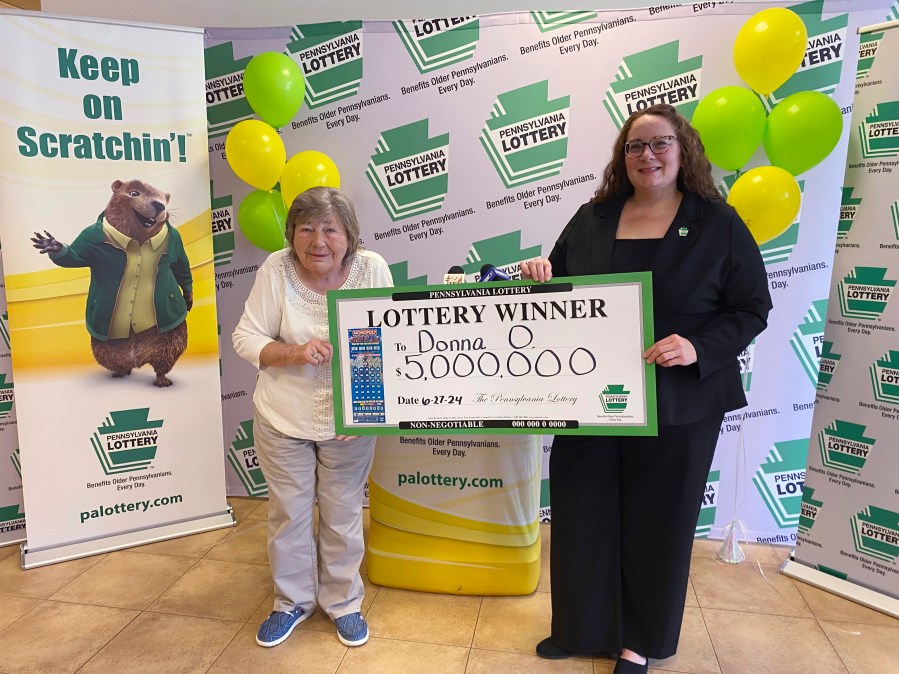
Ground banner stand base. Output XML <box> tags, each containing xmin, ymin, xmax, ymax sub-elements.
<box><xmin>0</xmin><ymin>536</ymin><xmax>26</xmax><ymax>549</ymax></box>
<box><xmin>20</xmin><ymin>509</ymin><xmax>236</xmax><ymax>569</ymax></box>
<box><xmin>782</xmin><ymin>556</ymin><xmax>899</xmax><ymax>619</ymax></box>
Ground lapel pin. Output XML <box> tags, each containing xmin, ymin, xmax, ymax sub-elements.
<box><xmin>678</xmin><ymin>227</ymin><xmax>689</xmax><ymax>237</ymax></box>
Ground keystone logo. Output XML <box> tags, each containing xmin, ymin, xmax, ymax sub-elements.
<box><xmin>816</xmin><ymin>341</ymin><xmax>842</xmax><ymax>391</ymax></box>
<box><xmin>387</xmin><ymin>261</ymin><xmax>428</xmax><ymax>287</ymax></box>
<box><xmin>10</xmin><ymin>447</ymin><xmax>20</xmax><ymax>478</ymax></box>
<box><xmin>818</xmin><ymin>420</ymin><xmax>876</xmax><ymax>474</ymax></box>
<box><xmin>0</xmin><ymin>504</ymin><xmax>25</xmax><ymax>534</ymax></box>
<box><xmin>695</xmin><ymin>469</ymin><xmax>720</xmax><ymax>538</ymax></box>
<box><xmin>366</xmin><ymin>119</ymin><xmax>449</xmax><ymax>221</ymax></box>
<box><xmin>753</xmin><ymin>439</ymin><xmax>808</xmax><ymax>529</ymax></box>
<box><xmin>286</xmin><ymin>21</ymin><xmax>363</xmax><ymax>108</ymax></box>
<box><xmin>604</xmin><ymin>41</ymin><xmax>702</xmax><ymax>130</ymax></box>
<box><xmin>838</xmin><ymin>267</ymin><xmax>895</xmax><ymax>320</ymax></box>
<box><xmin>599</xmin><ymin>385</ymin><xmax>630</xmax><ymax>414</ymax></box>
<box><xmin>790</xmin><ymin>299</ymin><xmax>828</xmax><ymax>388</ymax></box>
<box><xmin>210</xmin><ymin>182</ymin><xmax>234</xmax><ymax>268</ymax></box>
<box><xmin>480</xmin><ymin>81</ymin><xmax>570</xmax><ymax>188</ymax></box>
<box><xmin>721</xmin><ymin>174</ymin><xmax>802</xmax><ymax>264</ymax></box>
<box><xmin>837</xmin><ymin>187</ymin><xmax>862</xmax><ymax>241</ymax></box>
<box><xmin>870</xmin><ymin>350</ymin><xmax>899</xmax><ymax>406</ymax></box>
<box><xmin>798</xmin><ymin>486</ymin><xmax>823</xmax><ymax>535</ymax></box>
<box><xmin>0</xmin><ymin>374</ymin><xmax>14</xmax><ymax>419</ymax></box>
<box><xmin>851</xmin><ymin>506</ymin><xmax>899</xmax><ymax>563</ymax></box>
<box><xmin>462</xmin><ymin>230</ymin><xmax>541</xmax><ymax>279</ymax></box>
<box><xmin>204</xmin><ymin>42</ymin><xmax>253</xmax><ymax>139</ymax></box>
<box><xmin>393</xmin><ymin>18</ymin><xmax>479</xmax><ymax>73</ymax></box>
<box><xmin>227</xmin><ymin>420</ymin><xmax>268</xmax><ymax>497</ymax></box>
<box><xmin>0</xmin><ymin>311</ymin><xmax>9</xmax><ymax>350</ymax></box>
<box><xmin>857</xmin><ymin>31</ymin><xmax>883</xmax><ymax>81</ymax></box>
<box><xmin>531</xmin><ymin>11</ymin><xmax>597</xmax><ymax>32</ymax></box>
<box><xmin>817</xmin><ymin>564</ymin><xmax>848</xmax><ymax>580</ymax></box>
<box><xmin>739</xmin><ymin>340</ymin><xmax>755</xmax><ymax>392</ymax></box>
<box><xmin>858</xmin><ymin>102</ymin><xmax>899</xmax><ymax>159</ymax></box>
<box><xmin>91</xmin><ymin>408</ymin><xmax>162</xmax><ymax>475</ymax></box>
<box><xmin>892</xmin><ymin>198</ymin><xmax>899</xmax><ymax>240</ymax></box>
<box><xmin>762</xmin><ymin>0</ymin><xmax>847</xmax><ymax>110</ymax></box>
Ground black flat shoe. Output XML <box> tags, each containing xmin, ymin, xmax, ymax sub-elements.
<box><xmin>536</xmin><ymin>637</ymin><xmax>572</xmax><ymax>659</ymax></box>
<box><xmin>613</xmin><ymin>657</ymin><xmax>649</xmax><ymax>674</ymax></box>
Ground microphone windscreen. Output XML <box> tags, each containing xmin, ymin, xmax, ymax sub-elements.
<box><xmin>447</xmin><ymin>265</ymin><xmax>464</xmax><ymax>274</ymax></box>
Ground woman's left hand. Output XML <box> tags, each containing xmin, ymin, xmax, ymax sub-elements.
<box><xmin>335</xmin><ymin>435</ymin><xmax>359</xmax><ymax>441</ymax></box>
<box><xmin>643</xmin><ymin>334</ymin><xmax>697</xmax><ymax>367</ymax></box>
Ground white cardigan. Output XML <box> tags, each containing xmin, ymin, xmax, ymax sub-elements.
<box><xmin>233</xmin><ymin>248</ymin><xmax>393</xmax><ymax>440</ymax></box>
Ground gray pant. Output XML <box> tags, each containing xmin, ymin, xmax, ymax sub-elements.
<box><xmin>253</xmin><ymin>410</ymin><xmax>375</xmax><ymax>618</ymax></box>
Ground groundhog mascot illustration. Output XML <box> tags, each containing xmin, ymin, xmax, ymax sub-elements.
<box><xmin>31</xmin><ymin>179</ymin><xmax>192</xmax><ymax>387</ymax></box>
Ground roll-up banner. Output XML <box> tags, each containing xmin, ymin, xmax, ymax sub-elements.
<box><xmin>0</xmin><ymin>251</ymin><xmax>25</xmax><ymax>548</ymax></box>
<box><xmin>783</xmin><ymin>16</ymin><xmax>899</xmax><ymax>619</ymax></box>
<box><xmin>209</xmin><ymin>2</ymin><xmax>893</xmax><ymax>548</ymax></box>
<box><xmin>0</xmin><ymin>11</ymin><xmax>233</xmax><ymax>568</ymax></box>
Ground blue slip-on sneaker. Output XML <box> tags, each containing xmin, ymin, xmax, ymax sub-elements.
<box><xmin>334</xmin><ymin>611</ymin><xmax>369</xmax><ymax>646</ymax></box>
<box><xmin>256</xmin><ymin>607</ymin><xmax>309</xmax><ymax>647</ymax></box>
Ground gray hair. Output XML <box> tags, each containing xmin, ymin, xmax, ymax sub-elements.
<box><xmin>285</xmin><ymin>186</ymin><xmax>360</xmax><ymax>267</ymax></box>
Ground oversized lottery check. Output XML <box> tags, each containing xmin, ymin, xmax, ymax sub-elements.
<box><xmin>328</xmin><ymin>273</ymin><xmax>656</xmax><ymax>435</ymax></box>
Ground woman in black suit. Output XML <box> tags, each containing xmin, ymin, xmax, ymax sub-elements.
<box><xmin>521</xmin><ymin>104</ymin><xmax>772</xmax><ymax>673</ymax></box>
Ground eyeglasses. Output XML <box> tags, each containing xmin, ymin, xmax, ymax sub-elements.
<box><xmin>624</xmin><ymin>135</ymin><xmax>677</xmax><ymax>158</ymax></box>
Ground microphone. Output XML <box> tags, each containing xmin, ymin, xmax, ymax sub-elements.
<box><xmin>479</xmin><ymin>263</ymin><xmax>511</xmax><ymax>282</ymax></box>
<box><xmin>443</xmin><ymin>265</ymin><xmax>465</xmax><ymax>285</ymax></box>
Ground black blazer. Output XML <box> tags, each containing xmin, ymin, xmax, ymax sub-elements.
<box><xmin>548</xmin><ymin>190</ymin><xmax>773</xmax><ymax>425</ymax></box>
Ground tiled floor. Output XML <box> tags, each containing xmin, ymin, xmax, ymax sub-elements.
<box><xmin>0</xmin><ymin>497</ymin><xmax>896</xmax><ymax>674</ymax></box>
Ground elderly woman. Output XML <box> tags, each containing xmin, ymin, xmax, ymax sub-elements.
<box><xmin>233</xmin><ymin>186</ymin><xmax>392</xmax><ymax>649</ymax></box>
<box><xmin>522</xmin><ymin>104</ymin><xmax>771</xmax><ymax>673</ymax></box>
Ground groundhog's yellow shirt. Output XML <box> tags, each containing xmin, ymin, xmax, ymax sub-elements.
<box><xmin>103</xmin><ymin>219</ymin><xmax>168</xmax><ymax>338</ymax></box>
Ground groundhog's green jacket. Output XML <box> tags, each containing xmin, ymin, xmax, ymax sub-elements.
<box><xmin>49</xmin><ymin>215</ymin><xmax>193</xmax><ymax>340</ymax></box>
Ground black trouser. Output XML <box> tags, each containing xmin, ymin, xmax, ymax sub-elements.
<box><xmin>548</xmin><ymin>413</ymin><xmax>723</xmax><ymax>659</ymax></box>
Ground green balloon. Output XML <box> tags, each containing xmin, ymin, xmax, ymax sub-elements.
<box><xmin>691</xmin><ymin>86</ymin><xmax>766</xmax><ymax>171</ymax></box>
<box><xmin>764</xmin><ymin>91</ymin><xmax>843</xmax><ymax>176</ymax></box>
<box><xmin>237</xmin><ymin>189</ymin><xmax>287</xmax><ymax>252</ymax></box>
<box><xmin>243</xmin><ymin>52</ymin><xmax>305</xmax><ymax>128</ymax></box>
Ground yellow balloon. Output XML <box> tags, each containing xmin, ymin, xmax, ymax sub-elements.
<box><xmin>225</xmin><ymin>120</ymin><xmax>286</xmax><ymax>190</ymax></box>
<box><xmin>280</xmin><ymin>150</ymin><xmax>341</xmax><ymax>207</ymax></box>
<box><xmin>733</xmin><ymin>8</ymin><xmax>807</xmax><ymax>95</ymax></box>
<box><xmin>727</xmin><ymin>166</ymin><xmax>800</xmax><ymax>245</ymax></box>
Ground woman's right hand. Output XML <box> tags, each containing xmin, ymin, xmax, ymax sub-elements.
<box><xmin>298</xmin><ymin>338</ymin><xmax>333</xmax><ymax>366</ymax></box>
<box><xmin>520</xmin><ymin>258</ymin><xmax>553</xmax><ymax>283</ymax></box>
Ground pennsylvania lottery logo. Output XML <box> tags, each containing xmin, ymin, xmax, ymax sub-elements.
<box><xmin>762</xmin><ymin>0</ymin><xmax>847</xmax><ymax>110</ymax></box>
<box><xmin>462</xmin><ymin>230</ymin><xmax>541</xmax><ymax>277</ymax></box>
<box><xmin>531</xmin><ymin>11</ymin><xmax>597</xmax><ymax>32</ymax></box>
<box><xmin>210</xmin><ymin>182</ymin><xmax>234</xmax><ymax>268</ymax></box>
<box><xmin>0</xmin><ymin>311</ymin><xmax>9</xmax><ymax>350</ymax></box>
<box><xmin>227</xmin><ymin>420</ymin><xmax>268</xmax><ymax>497</ymax></box>
<box><xmin>790</xmin><ymin>299</ymin><xmax>828</xmax><ymax>388</ymax></box>
<box><xmin>286</xmin><ymin>21</ymin><xmax>363</xmax><ymax>108</ymax></box>
<box><xmin>604</xmin><ymin>41</ymin><xmax>702</xmax><ymax>130</ymax></box>
<box><xmin>695</xmin><ymin>470</ymin><xmax>719</xmax><ymax>538</ymax></box>
<box><xmin>857</xmin><ymin>31</ymin><xmax>883</xmax><ymax>80</ymax></box>
<box><xmin>204</xmin><ymin>42</ymin><xmax>253</xmax><ymax>139</ymax></box>
<box><xmin>0</xmin><ymin>374</ymin><xmax>14</xmax><ymax>419</ymax></box>
<box><xmin>798</xmin><ymin>486</ymin><xmax>823</xmax><ymax>535</ymax></box>
<box><xmin>817</xmin><ymin>341</ymin><xmax>842</xmax><ymax>391</ymax></box>
<box><xmin>91</xmin><ymin>408</ymin><xmax>162</xmax><ymax>475</ymax></box>
<box><xmin>851</xmin><ymin>506</ymin><xmax>899</xmax><ymax>563</ymax></box>
<box><xmin>0</xmin><ymin>504</ymin><xmax>25</xmax><ymax>533</ymax></box>
<box><xmin>870</xmin><ymin>350</ymin><xmax>899</xmax><ymax>406</ymax></box>
<box><xmin>387</xmin><ymin>261</ymin><xmax>428</xmax><ymax>287</ymax></box>
<box><xmin>858</xmin><ymin>102</ymin><xmax>899</xmax><ymax>159</ymax></box>
<box><xmin>837</xmin><ymin>187</ymin><xmax>862</xmax><ymax>240</ymax></box>
<box><xmin>753</xmin><ymin>439</ymin><xmax>807</xmax><ymax>529</ymax></box>
<box><xmin>10</xmin><ymin>447</ymin><xmax>20</xmax><ymax>478</ymax></box>
<box><xmin>481</xmin><ymin>81</ymin><xmax>570</xmax><ymax>188</ymax></box>
<box><xmin>393</xmin><ymin>18</ymin><xmax>479</xmax><ymax>73</ymax></box>
<box><xmin>739</xmin><ymin>340</ymin><xmax>755</xmax><ymax>392</ymax></box>
<box><xmin>599</xmin><ymin>385</ymin><xmax>630</xmax><ymax>414</ymax></box>
<box><xmin>838</xmin><ymin>267</ymin><xmax>895</xmax><ymax>320</ymax></box>
<box><xmin>722</xmin><ymin>174</ymin><xmax>801</xmax><ymax>264</ymax></box>
<box><xmin>818</xmin><ymin>420</ymin><xmax>876</xmax><ymax>475</ymax></box>
<box><xmin>366</xmin><ymin>119</ymin><xmax>449</xmax><ymax>221</ymax></box>
<box><xmin>891</xmin><ymin>198</ymin><xmax>899</xmax><ymax>240</ymax></box>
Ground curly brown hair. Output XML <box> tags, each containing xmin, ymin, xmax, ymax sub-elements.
<box><xmin>594</xmin><ymin>104</ymin><xmax>721</xmax><ymax>203</ymax></box>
